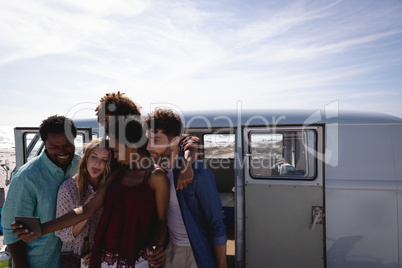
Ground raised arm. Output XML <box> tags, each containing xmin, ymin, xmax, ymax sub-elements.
<box><xmin>55</xmin><ymin>179</ymin><xmax>88</xmax><ymax>241</ymax></box>
<box><xmin>43</xmin><ymin>174</ymin><xmax>111</xmax><ymax>234</ymax></box>
<box><xmin>178</xmin><ymin>134</ymin><xmax>202</xmax><ymax>190</ymax></box>
<box><xmin>12</xmin><ymin>170</ymin><xmax>118</xmax><ymax>241</ymax></box>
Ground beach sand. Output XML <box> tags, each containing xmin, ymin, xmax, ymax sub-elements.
<box><xmin>0</xmin><ymin>149</ymin><xmax>15</xmax><ymax>197</ymax></box>
<box><xmin>0</xmin><ymin>149</ymin><xmax>16</xmax><ymax>249</ymax></box>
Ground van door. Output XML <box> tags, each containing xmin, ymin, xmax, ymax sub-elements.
<box><xmin>14</xmin><ymin>127</ymin><xmax>92</xmax><ymax>170</ymax></box>
<box><xmin>242</xmin><ymin>126</ymin><xmax>324</xmax><ymax>267</ymax></box>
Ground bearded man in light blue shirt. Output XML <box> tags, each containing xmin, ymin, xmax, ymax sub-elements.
<box><xmin>1</xmin><ymin>115</ymin><xmax>80</xmax><ymax>268</ymax></box>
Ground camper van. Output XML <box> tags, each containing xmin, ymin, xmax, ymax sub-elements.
<box><xmin>5</xmin><ymin>108</ymin><xmax>402</xmax><ymax>267</ymax></box>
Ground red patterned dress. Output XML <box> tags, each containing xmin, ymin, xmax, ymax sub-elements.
<box><xmin>90</xmin><ymin>168</ymin><xmax>157</xmax><ymax>267</ymax></box>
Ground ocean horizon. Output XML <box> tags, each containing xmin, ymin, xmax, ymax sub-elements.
<box><xmin>0</xmin><ymin>126</ymin><xmax>15</xmax><ymax>149</ymax></box>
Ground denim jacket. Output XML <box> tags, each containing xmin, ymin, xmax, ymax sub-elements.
<box><xmin>173</xmin><ymin>150</ymin><xmax>227</xmax><ymax>268</ymax></box>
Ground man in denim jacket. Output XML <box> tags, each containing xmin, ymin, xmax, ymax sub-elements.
<box><xmin>144</xmin><ymin>108</ymin><xmax>227</xmax><ymax>268</ymax></box>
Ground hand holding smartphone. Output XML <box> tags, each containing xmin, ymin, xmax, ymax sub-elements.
<box><xmin>14</xmin><ymin>216</ymin><xmax>42</xmax><ymax>233</ymax></box>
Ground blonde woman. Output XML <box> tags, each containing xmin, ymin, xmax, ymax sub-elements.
<box><xmin>55</xmin><ymin>138</ymin><xmax>113</xmax><ymax>267</ymax></box>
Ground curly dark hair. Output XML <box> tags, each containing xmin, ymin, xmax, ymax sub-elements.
<box><xmin>143</xmin><ymin>108</ymin><xmax>183</xmax><ymax>139</ymax></box>
<box><xmin>39</xmin><ymin>115</ymin><xmax>77</xmax><ymax>142</ymax></box>
<box><xmin>108</xmin><ymin>116</ymin><xmax>145</xmax><ymax>143</ymax></box>
<box><xmin>95</xmin><ymin>91</ymin><xmax>141</xmax><ymax>124</ymax></box>
<box><xmin>108</xmin><ymin>116</ymin><xmax>148</xmax><ymax>153</ymax></box>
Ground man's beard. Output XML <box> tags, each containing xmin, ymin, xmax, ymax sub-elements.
<box><xmin>150</xmin><ymin>146</ymin><xmax>172</xmax><ymax>165</ymax></box>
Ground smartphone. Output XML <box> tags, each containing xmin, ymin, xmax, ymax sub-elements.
<box><xmin>14</xmin><ymin>216</ymin><xmax>42</xmax><ymax>233</ymax></box>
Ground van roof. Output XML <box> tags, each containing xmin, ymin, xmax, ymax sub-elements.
<box><xmin>182</xmin><ymin>109</ymin><xmax>402</xmax><ymax>127</ymax></box>
<box><xmin>180</xmin><ymin>109</ymin><xmax>402</xmax><ymax>128</ymax></box>
<box><xmin>73</xmin><ymin>109</ymin><xmax>402</xmax><ymax>129</ymax></box>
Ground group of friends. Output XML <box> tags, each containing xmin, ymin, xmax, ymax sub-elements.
<box><xmin>1</xmin><ymin>92</ymin><xmax>227</xmax><ymax>268</ymax></box>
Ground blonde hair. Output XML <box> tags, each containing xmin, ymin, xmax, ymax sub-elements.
<box><xmin>76</xmin><ymin>138</ymin><xmax>113</xmax><ymax>203</ymax></box>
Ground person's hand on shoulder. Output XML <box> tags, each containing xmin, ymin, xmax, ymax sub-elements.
<box><xmin>177</xmin><ymin>146</ymin><xmax>199</xmax><ymax>190</ymax></box>
<box><xmin>177</xmin><ymin>164</ymin><xmax>194</xmax><ymax>190</ymax></box>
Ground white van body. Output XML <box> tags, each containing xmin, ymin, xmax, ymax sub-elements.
<box><xmin>9</xmin><ymin>109</ymin><xmax>402</xmax><ymax>267</ymax></box>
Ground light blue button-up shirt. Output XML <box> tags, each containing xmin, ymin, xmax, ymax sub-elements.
<box><xmin>1</xmin><ymin>151</ymin><xmax>80</xmax><ymax>268</ymax></box>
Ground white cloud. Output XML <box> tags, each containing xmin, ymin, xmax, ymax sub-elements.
<box><xmin>0</xmin><ymin>0</ymin><xmax>402</xmax><ymax>126</ymax></box>
<box><xmin>57</xmin><ymin>0</ymin><xmax>149</xmax><ymax>17</ymax></box>
<box><xmin>0</xmin><ymin>0</ymin><xmax>149</xmax><ymax>64</ymax></box>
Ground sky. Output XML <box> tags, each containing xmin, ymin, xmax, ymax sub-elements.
<box><xmin>0</xmin><ymin>0</ymin><xmax>402</xmax><ymax>127</ymax></box>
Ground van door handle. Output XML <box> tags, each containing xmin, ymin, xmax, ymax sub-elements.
<box><xmin>311</xmin><ymin>206</ymin><xmax>324</xmax><ymax>231</ymax></box>
<box><xmin>311</xmin><ymin>210</ymin><xmax>320</xmax><ymax>230</ymax></box>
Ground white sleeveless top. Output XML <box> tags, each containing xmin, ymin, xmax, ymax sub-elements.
<box><xmin>164</xmin><ymin>168</ymin><xmax>191</xmax><ymax>246</ymax></box>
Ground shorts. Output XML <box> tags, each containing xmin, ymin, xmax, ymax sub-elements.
<box><xmin>165</xmin><ymin>242</ymin><xmax>197</xmax><ymax>268</ymax></box>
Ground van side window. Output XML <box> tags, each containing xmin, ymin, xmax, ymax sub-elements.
<box><xmin>25</xmin><ymin>133</ymin><xmax>43</xmax><ymax>163</ymax></box>
<box><xmin>203</xmin><ymin>133</ymin><xmax>235</xmax><ymax>194</ymax></box>
<box><xmin>204</xmin><ymin>134</ymin><xmax>235</xmax><ymax>159</ymax></box>
<box><xmin>74</xmin><ymin>134</ymin><xmax>85</xmax><ymax>155</ymax></box>
<box><xmin>249</xmin><ymin>130</ymin><xmax>316</xmax><ymax>179</ymax></box>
